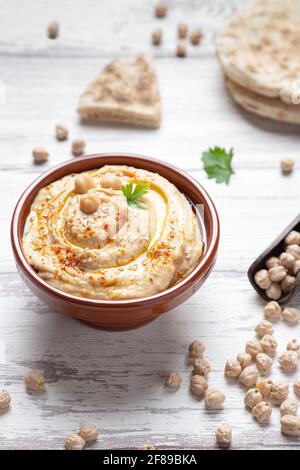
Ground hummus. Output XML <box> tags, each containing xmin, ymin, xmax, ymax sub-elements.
<box><xmin>23</xmin><ymin>165</ymin><xmax>203</xmax><ymax>300</ymax></box>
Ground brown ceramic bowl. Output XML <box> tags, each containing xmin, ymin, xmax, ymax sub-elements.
<box><xmin>11</xmin><ymin>153</ymin><xmax>220</xmax><ymax>331</ymax></box>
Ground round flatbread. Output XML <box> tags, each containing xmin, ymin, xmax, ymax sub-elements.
<box><xmin>216</xmin><ymin>0</ymin><xmax>300</xmax><ymax>103</ymax></box>
<box><xmin>226</xmin><ymin>77</ymin><xmax>300</xmax><ymax>125</ymax></box>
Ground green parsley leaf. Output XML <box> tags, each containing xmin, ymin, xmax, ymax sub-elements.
<box><xmin>201</xmin><ymin>147</ymin><xmax>235</xmax><ymax>184</ymax></box>
<box><xmin>121</xmin><ymin>183</ymin><xmax>150</xmax><ymax>209</ymax></box>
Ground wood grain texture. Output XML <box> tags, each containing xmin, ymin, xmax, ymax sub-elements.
<box><xmin>0</xmin><ymin>0</ymin><xmax>300</xmax><ymax>450</ymax></box>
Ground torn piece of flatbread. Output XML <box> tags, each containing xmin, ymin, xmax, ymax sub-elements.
<box><xmin>216</xmin><ymin>0</ymin><xmax>300</xmax><ymax>103</ymax></box>
<box><xmin>226</xmin><ymin>77</ymin><xmax>300</xmax><ymax>125</ymax></box>
<box><xmin>77</xmin><ymin>53</ymin><xmax>161</xmax><ymax>128</ymax></box>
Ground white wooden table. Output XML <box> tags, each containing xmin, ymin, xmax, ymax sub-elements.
<box><xmin>0</xmin><ymin>0</ymin><xmax>299</xmax><ymax>450</ymax></box>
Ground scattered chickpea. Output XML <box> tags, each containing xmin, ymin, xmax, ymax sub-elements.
<box><xmin>245</xmin><ymin>339</ymin><xmax>263</xmax><ymax>359</ymax></box>
<box><xmin>281</xmin><ymin>157</ymin><xmax>295</xmax><ymax>174</ymax></box>
<box><xmin>280</xmin><ymin>398</ymin><xmax>298</xmax><ymax>417</ymax></box>
<box><xmin>281</xmin><ymin>275</ymin><xmax>296</xmax><ymax>294</ymax></box>
<box><xmin>165</xmin><ymin>371</ymin><xmax>182</xmax><ymax>390</ymax></box>
<box><xmin>176</xmin><ymin>41</ymin><xmax>187</xmax><ymax>58</ymax></box>
<box><xmin>260</xmin><ymin>334</ymin><xmax>278</xmax><ymax>356</ymax></box>
<box><xmin>264</xmin><ymin>301</ymin><xmax>281</xmax><ymax>321</ymax></box>
<box><xmin>256</xmin><ymin>379</ymin><xmax>273</xmax><ymax>398</ymax></box>
<box><xmin>252</xmin><ymin>401</ymin><xmax>272</xmax><ymax>424</ymax></box>
<box><xmin>255</xmin><ymin>320</ymin><xmax>274</xmax><ymax>338</ymax></box>
<box><xmin>280</xmin><ymin>415</ymin><xmax>300</xmax><ymax>437</ymax></box>
<box><xmin>270</xmin><ymin>381</ymin><xmax>289</xmax><ymax>403</ymax></box>
<box><xmin>152</xmin><ymin>28</ymin><xmax>162</xmax><ymax>46</ymax></box>
<box><xmin>138</xmin><ymin>443</ymin><xmax>156</xmax><ymax>450</ymax></box>
<box><xmin>268</xmin><ymin>266</ymin><xmax>287</xmax><ymax>283</ymax></box>
<box><xmin>193</xmin><ymin>358</ymin><xmax>211</xmax><ymax>377</ymax></box>
<box><xmin>55</xmin><ymin>123</ymin><xmax>68</xmax><ymax>141</ymax></box>
<box><xmin>244</xmin><ymin>388</ymin><xmax>263</xmax><ymax>409</ymax></box>
<box><xmin>279</xmin><ymin>252</ymin><xmax>295</xmax><ymax>270</ymax></box>
<box><xmin>224</xmin><ymin>359</ymin><xmax>242</xmax><ymax>378</ymax></box>
<box><xmin>190</xmin><ymin>375</ymin><xmax>208</xmax><ymax>398</ymax></box>
<box><xmin>64</xmin><ymin>433</ymin><xmax>85</xmax><ymax>451</ymax></box>
<box><xmin>286</xmin><ymin>244</ymin><xmax>300</xmax><ymax>260</ymax></box>
<box><xmin>282</xmin><ymin>307</ymin><xmax>300</xmax><ymax>324</ymax></box>
<box><xmin>205</xmin><ymin>388</ymin><xmax>226</xmax><ymax>410</ymax></box>
<box><xmin>24</xmin><ymin>370</ymin><xmax>45</xmax><ymax>392</ymax></box>
<box><xmin>74</xmin><ymin>174</ymin><xmax>94</xmax><ymax>194</ymax></box>
<box><xmin>80</xmin><ymin>194</ymin><xmax>100</xmax><ymax>215</ymax></box>
<box><xmin>188</xmin><ymin>340</ymin><xmax>205</xmax><ymax>359</ymax></box>
<box><xmin>293</xmin><ymin>259</ymin><xmax>300</xmax><ymax>275</ymax></box>
<box><xmin>266</xmin><ymin>282</ymin><xmax>282</xmax><ymax>300</ymax></box>
<box><xmin>47</xmin><ymin>21</ymin><xmax>59</xmax><ymax>39</ymax></box>
<box><xmin>155</xmin><ymin>2</ymin><xmax>167</xmax><ymax>18</ymax></box>
<box><xmin>32</xmin><ymin>147</ymin><xmax>49</xmax><ymax>165</ymax></box>
<box><xmin>78</xmin><ymin>424</ymin><xmax>99</xmax><ymax>443</ymax></box>
<box><xmin>287</xmin><ymin>339</ymin><xmax>300</xmax><ymax>356</ymax></box>
<box><xmin>294</xmin><ymin>379</ymin><xmax>300</xmax><ymax>397</ymax></box>
<box><xmin>278</xmin><ymin>350</ymin><xmax>298</xmax><ymax>371</ymax></box>
<box><xmin>215</xmin><ymin>424</ymin><xmax>232</xmax><ymax>449</ymax></box>
<box><xmin>266</xmin><ymin>257</ymin><xmax>280</xmax><ymax>269</ymax></box>
<box><xmin>100</xmin><ymin>174</ymin><xmax>122</xmax><ymax>190</ymax></box>
<box><xmin>72</xmin><ymin>138</ymin><xmax>86</xmax><ymax>157</ymax></box>
<box><xmin>236</xmin><ymin>352</ymin><xmax>252</xmax><ymax>369</ymax></box>
<box><xmin>256</xmin><ymin>353</ymin><xmax>273</xmax><ymax>375</ymax></box>
<box><xmin>254</xmin><ymin>270</ymin><xmax>271</xmax><ymax>289</ymax></box>
<box><xmin>178</xmin><ymin>23</ymin><xmax>188</xmax><ymax>39</ymax></box>
<box><xmin>190</xmin><ymin>29</ymin><xmax>202</xmax><ymax>45</ymax></box>
<box><xmin>285</xmin><ymin>230</ymin><xmax>300</xmax><ymax>246</ymax></box>
<box><xmin>0</xmin><ymin>390</ymin><xmax>11</xmax><ymax>409</ymax></box>
<box><xmin>239</xmin><ymin>366</ymin><xmax>258</xmax><ymax>388</ymax></box>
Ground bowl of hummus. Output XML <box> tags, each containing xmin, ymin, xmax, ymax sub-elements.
<box><xmin>11</xmin><ymin>153</ymin><xmax>219</xmax><ymax>330</ymax></box>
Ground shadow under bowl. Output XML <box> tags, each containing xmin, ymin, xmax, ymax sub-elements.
<box><xmin>11</xmin><ymin>153</ymin><xmax>220</xmax><ymax>331</ymax></box>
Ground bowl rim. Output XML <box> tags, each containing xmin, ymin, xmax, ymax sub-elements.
<box><xmin>11</xmin><ymin>152</ymin><xmax>220</xmax><ymax>307</ymax></box>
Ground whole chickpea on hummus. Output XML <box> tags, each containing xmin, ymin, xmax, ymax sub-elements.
<box><xmin>23</xmin><ymin>166</ymin><xmax>203</xmax><ymax>300</ymax></box>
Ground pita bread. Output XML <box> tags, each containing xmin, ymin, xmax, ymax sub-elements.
<box><xmin>226</xmin><ymin>77</ymin><xmax>300</xmax><ymax>125</ymax></box>
<box><xmin>216</xmin><ymin>0</ymin><xmax>300</xmax><ymax>103</ymax></box>
<box><xmin>77</xmin><ymin>54</ymin><xmax>161</xmax><ymax>128</ymax></box>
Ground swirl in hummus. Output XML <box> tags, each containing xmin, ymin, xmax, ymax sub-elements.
<box><xmin>23</xmin><ymin>165</ymin><xmax>203</xmax><ymax>300</ymax></box>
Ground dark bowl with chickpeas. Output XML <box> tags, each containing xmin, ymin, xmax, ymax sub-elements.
<box><xmin>11</xmin><ymin>153</ymin><xmax>220</xmax><ymax>331</ymax></box>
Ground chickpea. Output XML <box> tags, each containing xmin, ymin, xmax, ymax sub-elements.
<box><xmin>286</xmin><ymin>244</ymin><xmax>300</xmax><ymax>260</ymax></box>
<box><xmin>260</xmin><ymin>335</ymin><xmax>278</xmax><ymax>356</ymax></box>
<box><xmin>74</xmin><ymin>175</ymin><xmax>94</xmax><ymax>194</ymax></box>
<box><xmin>80</xmin><ymin>194</ymin><xmax>100</xmax><ymax>214</ymax></box>
<box><xmin>287</xmin><ymin>339</ymin><xmax>300</xmax><ymax>356</ymax></box>
<box><xmin>294</xmin><ymin>379</ymin><xmax>300</xmax><ymax>397</ymax></box>
<box><xmin>224</xmin><ymin>359</ymin><xmax>242</xmax><ymax>378</ymax></box>
<box><xmin>252</xmin><ymin>401</ymin><xmax>272</xmax><ymax>424</ymax></box>
<box><xmin>152</xmin><ymin>28</ymin><xmax>162</xmax><ymax>46</ymax></box>
<box><xmin>255</xmin><ymin>320</ymin><xmax>274</xmax><ymax>338</ymax></box>
<box><xmin>236</xmin><ymin>352</ymin><xmax>252</xmax><ymax>369</ymax></box>
<box><xmin>280</xmin><ymin>398</ymin><xmax>298</xmax><ymax>417</ymax></box>
<box><xmin>266</xmin><ymin>282</ymin><xmax>282</xmax><ymax>300</ymax></box>
<box><xmin>279</xmin><ymin>252</ymin><xmax>295</xmax><ymax>270</ymax></box>
<box><xmin>205</xmin><ymin>388</ymin><xmax>226</xmax><ymax>410</ymax></box>
<box><xmin>268</xmin><ymin>266</ymin><xmax>287</xmax><ymax>283</ymax></box>
<box><xmin>256</xmin><ymin>353</ymin><xmax>273</xmax><ymax>375</ymax></box>
<box><xmin>100</xmin><ymin>174</ymin><xmax>122</xmax><ymax>190</ymax></box>
<box><xmin>285</xmin><ymin>230</ymin><xmax>300</xmax><ymax>245</ymax></box>
<box><xmin>138</xmin><ymin>443</ymin><xmax>156</xmax><ymax>450</ymax></box>
<box><xmin>293</xmin><ymin>259</ymin><xmax>300</xmax><ymax>275</ymax></box>
<box><xmin>65</xmin><ymin>433</ymin><xmax>85</xmax><ymax>450</ymax></box>
<box><xmin>72</xmin><ymin>138</ymin><xmax>86</xmax><ymax>157</ymax></box>
<box><xmin>281</xmin><ymin>275</ymin><xmax>296</xmax><ymax>294</ymax></box>
<box><xmin>266</xmin><ymin>257</ymin><xmax>280</xmax><ymax>269</ymax></box>
<box><xmin>178</xmin><ymin>23</ymin><xmax>188</xmax><ymax>39</ymax></box>
<box><xmin>280</xmin><ymin>415</ymin><xmax>300</xmax><ymax>437</ymax></box>
<box><xmin>47</xmin><ymin>21</ymin><xmax>59</xmax><ymax>39</ymax></box>
<box><xmin>264</xmin><ymin>301</ymin><xmax>281</xmax><ymax>321</ymax></box>
<box><xmin>24</xmin><ymin>370</ymin><xmax>45</xmax><ymax>392</ymax></box>
<box><xmin>0</xmin><ymin>390</ymin><xmax>11</xmax><ymax>409</ymax></box>
<box><xmin>155</xmin><ymin>2</ymin><xmax>167</xmax><ymax>18</ymax></box>
<box><xmin>254</xmin><ymin>270</ymin><xmax>271</xmax><ymax>289</ymax></box>
<box><xmin>282</xmin><ymin>307</ymin><xmax>300</xmax><ymax>324</ymax></box>
<box><xmin>190</xmin><ymin>29</ymin><xmax>202</xmax><ymax>46</ymax></box>
<box><xmin>193</xmin><ymin>358</ymin><xmax>211</xmax><ymax>377</ymax></box>
<box><xmin>55</xmin><ymin>123</ymin><xmax>68</xmax><ymax>141</ymax></box>
<box><xmin>176</xmin><ymin>41</ymin><xmax>187</xmax><ymax>58</ymax></box>
<box><xmin>188</xmin><ymin>340</ymin><xmax>205</xmax><ymax>359</ymax></box>
<box><xmin>281</xmin><ymin>158</ymin><xmax>295</xmax><ymax>174</ymax></box>
<box><xmin>245</xmin><ymin>339</ymin><xmax>263</xmax><ymax>359</ymax></box>
<box><xmin>278</xmin><ymin>351</ymin><xmax>298</xmax><ymax>371</ymax></box>
<box><xmin>215</xmin><ymin>424</ymin><xmax>232</xmax><ymax>449</ymax></box>
<box><xmin>32</xmin><ymin>147</ymin><xmax>49</xmax><ymax>165</ymax></box>
<box><xmin>244</xmin><ymin>388</ymin><xmax>263</xmax><ymax>409</ymax></box>
<box><xmin>270</xmin><ymin>381</ymin><xmax>289</xmax><ymax>403</ymax></box>
<box><xmin>256</xmin><ymin>379</ymin><xmax>273</xmax><ymax>398</ymax></box>
<box><xmin>78</xmin><ymin>424</ymin><xmax>99</xmax><ymax>443</ymax></box>
<box><xmin>239</xmin><ymin>366</ymin><xmax>258</xmax><ymax>388</ymax></box>
<box><xmin>190</xmin><ymin>375</ymin><xmax>208</xmax><ymax>398</ymax></box>
<box><xmin>165</xmin><ymin>371</ymin><xmax>182</xmax><ymax>390</ymax></box>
